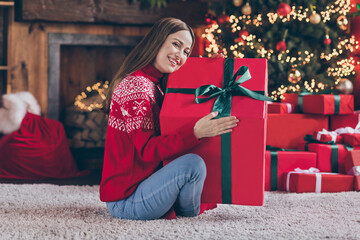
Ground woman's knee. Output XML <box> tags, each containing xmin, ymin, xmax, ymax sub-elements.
<box><xmin>177</xmin><ymin>153</ymin><xmax>207</xmax><ymax>179</ymax></box>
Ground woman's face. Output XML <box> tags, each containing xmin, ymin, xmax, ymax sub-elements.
<box><xmin>153</xmin><ymin>30</ymin><xmax>193</xmax><ymax>74</ymax></box>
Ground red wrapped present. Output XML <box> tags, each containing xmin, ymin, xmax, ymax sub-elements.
<box><xmin>330</xmin><ymin>111</ymin><xmax>360</xmax><ymax>130</ymax></box>
<box><xmin>313</xmin><ymin>129</ymin><xmax>342</xmax><ymax>144</ymax></box>
<box><xmin>298</xmin><ymin>135</ymin><xmax>354</xmax><ymax>173</ymax></box>
<box><xmin>344</xmin><ymin>150</ymin><xmax>360</xmax><ymax>191</ymax></box>
<box><xmin>286</xmin><ymin>168</ymin><xmax>354</xmax><ymax>193</ymax></box>
<box><xmin>265</xmin><ymin>147</ymin><xmax>316</xmax><ymax>191</ymax></box>
<box><xmin>301</xmin><ymin>94</ymin><xmax>354</xmax><ymax>115</ymax></box>
<box><xmin>160</xmin><ymin>58</ymin><xmax>269</xmax><ymax>206</ymax></box>
<box><xmin>268</xmin><ymin>102</ymin><xmax>296</xmax><ymax>113</ymax></box>
<box><xmin>267</xmin><ymin>113</ymin><xmax>328</xmax><ymax>149</ymax></box>
<box><xmin>281</xmin><ymin>93</ymin><xmax>299</xmax><ymax>105</ymax></box>
<box><xmin>342</xmin><ymin>133</ymin><xmax>360</xmax><ymax>147</ymax></box>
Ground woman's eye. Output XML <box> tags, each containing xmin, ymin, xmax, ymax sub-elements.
<box><xmin>173</xmin><ymin>42</ymin><xmax>180</xmax><ymax>48</ymax></box>
<box><xmin>184</xmin><ymin>51</ymin><xmax>190</xmax><ymax>57</ymax></box>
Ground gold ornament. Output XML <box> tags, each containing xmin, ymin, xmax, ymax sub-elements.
<box><xmin>233</xmin><ymin>0</ymin><xmax>243</xmax><ymax>7</ymax></box>
<box><xmin>337</xmin><ymin>15</ymin><xmax>349</xmax><ymax>31</ymax></box>
<box><xmin>309</xmin><ymin>12</ymin><xmax>321</xmax><ymax>24</ymax></box>
<box><xmin>241</xmin><ymin>2</ymin><xmax>252</xmax><ymax>15</ymax></box>
<box><xmin>336</xmin><ymin>78</ymin><xmax>353</xmax><ymax>94</ymax></box>
<box><xmin>288</xmin><ymin>69</ymin><xmax>302</xmax><ymax>83</ymax></box>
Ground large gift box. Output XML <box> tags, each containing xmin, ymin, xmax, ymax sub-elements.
<box><xmin>344</xmin><ymin>150</ymin><xmax>360</xmax><ymax>191</ymax></box>
<box><xmin>298</xmin><ymin>136</ymin><xmax>353</xmax><ymax>173</ymax></box>
<box><xmin>330</xmin><ymin>110</ymin><xmax>360</xmax><ymax>130</ymax></box>
<box><xmin>286</xmin><ymin>169</ymin><xmax>354</xmax><ymax>193</ymax></box>
<box><xmin>160</xmin><ymin>58</ymin><xmax>268</xmax><ymax>206</ymax></box>
<box><xmin>265</xmin><ymin>148</ymin><xmax>316</xmax><ymax>191</ymax></box>
<box><xmin>301</xmin><ymin>94</ymin><xmax>354</xmax><ymax>115</ymax></box>
<box><xmin>268</xmin><ymin>102</ymin><xmax>296</xmax><ymax>114</ymax></box>
<box><xmin>267</xmin><ymin>114</ymin><xmax>328</xmax><ymax>149</ymax></box>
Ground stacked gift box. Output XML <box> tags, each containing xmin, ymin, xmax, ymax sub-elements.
<box><xmin>267</xmin><ymin>93</ymin><xmax>360</xmax><ymax>193</ymax></box>
<box><xmin>160</xmin><ymin>57</ymin><xmax>360</xmax><ymax>208</ymax></box>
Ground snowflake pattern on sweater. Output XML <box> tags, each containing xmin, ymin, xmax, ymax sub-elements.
<box><xmin>108</xmin><ymin>75</ymin><xmax>161</xmax><ymax>134</ymax></box>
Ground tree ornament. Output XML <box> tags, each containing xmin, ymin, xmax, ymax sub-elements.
<box><xmin>337</xmin><ymin>15</ymin><xmax>349</xmax><ymax>31</ymax></box>
<box><xmin>276</xmin><ymin>41</ymin><xmax>287</xmax><ymax>51</ymax></box>
<box><xmin>217</xmin><ymin>14</ymin><xmax>230</xmax><ymax>25</ymax></box>
<box><xmin>205</xmin><ymin>13</ymin><xmax>216</xmax><ymax>25</ymax></box>
<box><xmin>309</xmin><ymin>12</ymin><xmax>321</xmax><ymax>24</ymax></box>
<box><xmin>277</xmin><ymin>3</ymin><xmax>291</xmax><ymax>17</ymax></box>
<box><xmin>238</xmin><ymin>29</ymin><xmax>249</xmax><ymax>38</ymax></box>
<box><xmin>233</xmin><ymin>0</ymin><xmax>243</xmax><ymax>7</ymax></box>
<box><xmin>336</xmin><ymin>78</ymin><xmax>353</xmax><ymax>94</ymax></box>
<box><xmin>323</xmin><ymin>34</ymin><xmax>331</xmax><ymax>45</ymax></box>
<box><xmin>241</xmin><ymin>2</ymin><xmax>252</xmax><ymax>15</ymax></box>
<box><xmin>288</xmin><ymin>69</ymin><xmax>301</xmax><ymax>83</ymax></box>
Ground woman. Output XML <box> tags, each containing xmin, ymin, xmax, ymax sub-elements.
<box><xmin>100</xmin><ymin>17</ymin><xmax>238</xmax><ymax>220</ymax></box>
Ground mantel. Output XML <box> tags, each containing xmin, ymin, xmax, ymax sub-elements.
<box><xmin>15</xmin><ymin>0</ymin><xmax>207</xmax><ymax>26</ymax></box>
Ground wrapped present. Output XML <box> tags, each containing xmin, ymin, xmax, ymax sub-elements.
<box><xmin>267</xmin><ymin>113</ymin><xmax>328</xmax><ymax>149</ymax></box>
<box><xmin>301</xmin><ymin>94</ymin><xmax>354</xmax><ymax>115</ymax></box>
<box><xmin>265</xmin><ymin>146</ymin><xmax>316</xmax><ymax>191</ymax></box>
<box><xmin>313</xmin><ymin>129</ymin><xmax>343</xmax><ymax>144</ymax></box>
<box><xmin>330</xmin><ymin>110</ymin><xmax>360</xmax><ymax>130</ymax></box>
<box><xmin>281</xmin><ymin>92</ymin><xmax>311</xmax><ymax>112</ymax></box>
<box><xmin>286</xmin><ymin>168</ymin><xmax>354</xmax><ymax>193</ymax></box>
<box><xmin>344</xmin><ymin>150</ymin><xmax>360</xmax><ymax>191</ymax></box>
<box><xmin>160</xmin><ymin>58</ymin><xmax>269</xmax><ymax>206</ymax></box>
<box><xmin>342</xmin><ymin>134</ymin><xmax>360</xmax><ymax>147</ymax></box>
<box><xmin>268</xmin><ymin>102</ymin><xmax>296</xmax><ymax>114</ymax></box>
<box><xmin>298</xmin><ymin>135</ymin><xmax>354</xmax><ymax>173</ymax></box>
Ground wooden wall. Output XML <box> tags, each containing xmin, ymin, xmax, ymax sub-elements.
<box><xmin>7</xmin><ymin>8</ymin><xmax>152</xmax><ymax>116</ymax></box>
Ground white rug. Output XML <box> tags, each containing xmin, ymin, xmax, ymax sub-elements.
<box><xmin>0</xmin><ymin>184</ymin><xmax>359</xmax><ymax>240</ymax></box>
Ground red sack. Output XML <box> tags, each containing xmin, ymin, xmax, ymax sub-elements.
<box><xmin>0</xmin><ymin>112</ymin><xmax>89</xmax><ymax>179</ymax></box>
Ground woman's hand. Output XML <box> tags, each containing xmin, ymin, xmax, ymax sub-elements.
<box><xmin>193</xmin><ymin>112</ymin><xmax>238</xmax><ymax>139</ymax></box>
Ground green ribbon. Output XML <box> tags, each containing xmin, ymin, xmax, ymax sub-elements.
<box><xmin>266</xmin><ymin>145</ymin><xmax>299</xmax><ymax>191</ymax></box>
<box><xmin>166</xmin><ymin>58</ymin><xmax>271</xmax><ymax>203</ymax></box>
<box><xmin>334</xmin><ymin>95</ymin><xmax>340</xmax><ymax>114</ymax></box>
<box><xmin>304</xmin><ymin>135</ymin><xmax>353</xmax><ymax>173</ymax></box>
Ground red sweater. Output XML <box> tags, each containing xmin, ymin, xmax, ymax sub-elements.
<box><xmin>100</xmin><ymin>64</ymin><xmax>201</xmax><ymax>202</ymax></box>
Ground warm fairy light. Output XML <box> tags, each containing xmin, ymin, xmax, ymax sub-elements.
<box><xmin>327</xmin><ymin>59</ymin><xmax>356</xmax><ymax>78</ymax></box>
<box><xmin>74</xmin><ymin>81</ymin><xmax>109</xmax><ymax>111</ymax></box>
<box><xmin>320</xmin><ymin>36</ymin><xmax>358</xmax><ymax>61</ymax></box>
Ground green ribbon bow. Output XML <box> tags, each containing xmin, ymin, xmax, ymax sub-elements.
<box><xmin>166</xmin><ymin>58</ymin><xmax>270</xmax><ymax>203</ymax></box>
<box><xmin>304</xmin><ymin>135</ymin><xmax>353</xmax><ymax>173</ymax></box>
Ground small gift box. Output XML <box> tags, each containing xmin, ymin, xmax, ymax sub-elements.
<box><xmin>313</xmin><ymin>129</ymin><xmax>343</xmax><ymax>144</ymax></box>
<box><xmin>330</xmin><ymin>110</ymin><xmax>360</xmax><ymax>130</ymax></box>
<box><xmin>265</xmin><ymin>147</ymin><xmax>316</xmax><ymax>191</ymax></box>
<box><xmin>334</xmin><ymin>122</ymin><xmax>360</xmax><ymax>147</ymax></box>
<box><xmin>344</xmin><ymin>150</ymin><xmax>360</xmax><ymax>191</ymax></box>
<box><xmin>268</xmin><ymin>102</ymin><xmax>296</xmax><ymax>114</ymax></box>
<box><xmin>286</xmin><ymin>168</ymin><xmax>354</xmax><ymax>193</ymax></box>
<box><xmin>298</xmin><ymin>135</ymin><xmax>354</xmax><ymax>173</ymax></box>
<box><xmin>267</xmin><ymin>114</ymin><xmax>328</xmax><ymax>149</ymax></box>
<box><xmin>161</xmin><ymin>58</ymin><xmax>269</xmax><ymax>206</ymax></box>
<box><xmin>301</xmin><ymin>94</ymin><xmax>354</xmax><ymax>115</ymax></box>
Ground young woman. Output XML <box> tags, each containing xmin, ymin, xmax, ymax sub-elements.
<box><xmin>100</xmin><ymin>17</ymin><xmax>238</xmax><ymax>220</ymax></box>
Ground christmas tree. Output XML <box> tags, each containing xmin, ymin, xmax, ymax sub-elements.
<box><xmin>202</xmin><ymin>0</ymin><xmax>359</xmax><ymax>100</ymax></box>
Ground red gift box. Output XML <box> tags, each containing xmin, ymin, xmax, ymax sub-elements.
<box><xmin>267</xmin><ymin>114</ymin><xmax>328</xmax><ymax>149</ymax></box>
<box><xmin>298</xmin><ymin>141</ymin><xmax>352</xmax><ymax>173</ymax></box>
<box><xmin>301</xmin><ymin>94</ymin><xmax>354</xmax><ymax>115</ymax></box>
<box><xmin>342</xmin><ymin>133</ymin><xmax>360</xmax><ymax>147</ymax></box>
<box><xmin>160</xmin><ymin>58</ymin><xmax>268</xmax><ymax>206</ymax></box>
<box><xmin>265</xmin><ymin>150</ymin><xmax>316</xmax><ymax>191</ymax></box>
<box><xmin>281</xmin><ymin>93</ymin><xmax>299</xmax><ymax>105</ymax></box>
<box><xmin>268</xmin><ymin>102</ymin><xmax>296</xmax><ymax>113</ymax></box>
<box><xmin>344</xmin><ymin>150</ymin><xmax>360</xmax><ymax>191</ymax></box>
<box><xmin>313</xmin><ymin>130</ymin><xmax>343</xmax><ymax>144</ymax></box>
<box><xmin>286</xmin><ymin>171</ymin><xmax>354</xmax><ymax>193</ymax></box>
<box><xmin>330</xmin><ymin>110</ymin><xmax>360</xmax><ymax>130</ymax></box>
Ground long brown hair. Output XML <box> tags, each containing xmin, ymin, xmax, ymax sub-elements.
<box><xmin>104</xmin><ymin>18</ymin><xmax>195</xmax><ymax>113</ymax></box>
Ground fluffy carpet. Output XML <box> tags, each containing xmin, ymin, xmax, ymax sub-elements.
<box><xmin>0</xmin><ymin>184</ymin><xmax>359</xmax><ymax>240</ymax></box>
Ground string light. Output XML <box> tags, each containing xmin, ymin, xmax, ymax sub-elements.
<box><xmin>74</xmin><ymin>81</ymin><xmax>109</xmax><ymax>111</ymax></box>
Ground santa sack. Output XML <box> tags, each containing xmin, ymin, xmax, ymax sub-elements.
<box><xmin>0</xmin><ymin>112</ymin><xmax>89</xmax><ymax>179</ymax></box>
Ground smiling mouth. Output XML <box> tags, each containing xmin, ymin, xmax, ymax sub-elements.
<box><xmin>168</xmin><ymin>57</ymin><xmax>178</xmax><ymax>66</ymax></box>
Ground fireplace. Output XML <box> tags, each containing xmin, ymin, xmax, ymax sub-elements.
<box><xmin>48</xmin><ymin>32</ymin><xmax>142</xmax><ymax>120</ymax></box>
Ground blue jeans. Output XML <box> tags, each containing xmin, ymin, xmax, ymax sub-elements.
<box><xmin>106</xmin><ymin>153</ymin><xmax>206</xmax><ymax>220</ymax></box>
